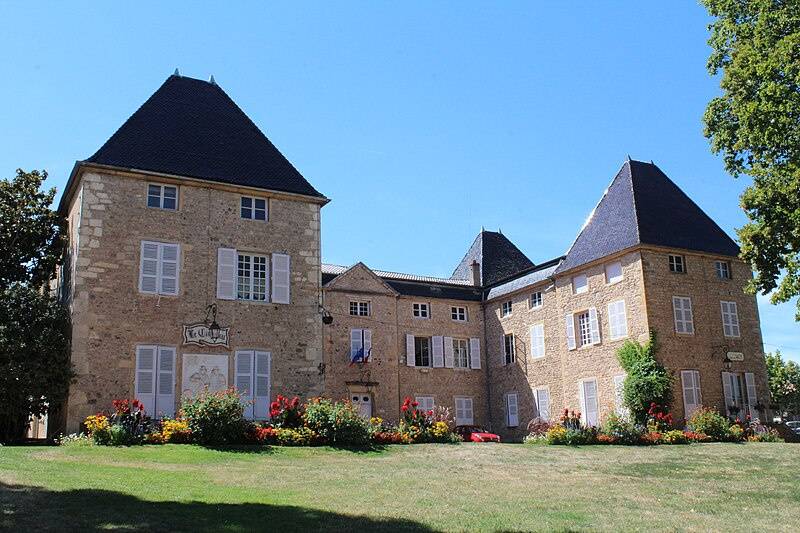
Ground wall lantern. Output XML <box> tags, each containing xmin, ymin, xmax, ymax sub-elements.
<box><xmin>205</xmin><ymin>303</ymin><xmax>222</xmax><ymax>341</ymax></box>
<box><xmin>722</xmin><ymin>352</ymin><xmax>733</xmax><ymax>371</ymax></box>
<box><xmin>319</xmin><ymin>305</ymin><xmax>334</xmax><ymax>325</ymax></box>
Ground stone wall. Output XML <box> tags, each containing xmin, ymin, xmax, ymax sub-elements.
<box><xmin>64</xmin><ymin>169</ymin><xmax>324</xmax><ymax>431</ymax></box>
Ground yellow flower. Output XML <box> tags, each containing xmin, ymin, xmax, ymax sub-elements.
<box><xmin>84</xmin><ymin>415</ymin><xmax>109</xmax><ymax>435</ymax></box>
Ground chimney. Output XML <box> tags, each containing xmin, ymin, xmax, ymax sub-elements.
<box><xmin>469</xmin><ymin>260</ymin><xmax>481</xmax><ymax>286</ymax></box>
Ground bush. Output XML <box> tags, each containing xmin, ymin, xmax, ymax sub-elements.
<box><xmin>303</xmin><ymin>398</ymin><xmax>371</xmax><ymax>446</ymax></box>
<box><xmin>661</xmin><ymin>430</ymin><xmax>689</xmax><ymax>444</ymax></box>
<box><xmin>181</xmin><ymin>388</ymin><xmax>248</xmax><ymax>445</ymax></box>
<box><xmin>725</xmin><ymin>423</ymin><xmax>745</xmax><ymax>442</ymax></box>
<box><xmin>616</xmin><ymin>332</ymin><xmax>672</xmax><ymax>423</ymax></box>
<box><xmin>546</xmin><ymin>424</ymin><xmax>596</xmax><ymax>445</ymax></box>
<box><xmin>269</xmin><ymin>395</ymin><xmax>304</xmax><ymax>428</ymax></box>
<box><xmin>687</xmin><ymin>407</ymin><xmax>730</xmax><ymax>441</ymax></box>
<box><xmin>373</xmin><ymin>431</ymin><xmax>410</xmax><ymax>444</ymax></box>
<box><xmin>683</xmin><ymin>431</ymin><xmax>711</xmax><ymax>443</ymax></box>
<box><xmin>747</xmin><ymin>428</ymin><xmax>783</xmax><ymax>442</ymax></box>
<box><xmin>600</xmin><ymin>413</ymin><xmax>643</xmax><ymax>445</ymax></box>
<box><xmin>85</xmin><ymin>399</ymin><xmax>152</xmax><ymax>446</ymax></box>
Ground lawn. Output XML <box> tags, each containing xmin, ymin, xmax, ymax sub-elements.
<box><xmin>0</xmin><ymin>443</ymin><xmax>797</xmax><ymax>532</ymax></box>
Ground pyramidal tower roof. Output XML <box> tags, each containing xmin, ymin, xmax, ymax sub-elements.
<box><xmin>85</xmin><ymin>74</ymin><xmax>325</xmax><ymax>198</ymax></box>
<box><xmin>555</xmin><ymin>159</ymin><xmax>740</xmax><ymax>274</ymax></box>
<box><xmin>451</xmin><ymin>230</ymin><xmax>535</xmax><ymax>286</ymax></box>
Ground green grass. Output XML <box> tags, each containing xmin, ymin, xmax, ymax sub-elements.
<box><xmin>1</xmin><ymin>442</ymin><xmax>798</xmax><ymax>531</ymax></box>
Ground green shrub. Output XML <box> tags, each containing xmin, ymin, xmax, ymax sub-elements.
<box><xmin>687</xmin><ymin>407</ymin><xmax>730</xmax><ymax>441</ymax></box>
<box><xmin>661</xmin><ymin>430</ymin><xmax>689</xmax><ymax>444</ymax></box>
<box><xmin>725</xmin><ymin>423</ymin><xmax>745</xmax><ymax>442</ymax></box>
<box><xmin>181</xmin><ymin>388</ymin><xmax>248</xmax><ymax>445</ymax></box>
<box><xmin>545</xmin><ymin>424</ymin><xmax>596</xmax><ymax>445</ymax></box>
<box><xmin>616</xmin><ymin>332</ymin><xmax>672</xmax><ymax>423</ymax></box>
<box><xmin>600</xmin><ymin>413</ymin><xmax>643</xmax><ymax>445</ymax></box>
<box><xmin>303</xmin><ymin>398</ymin><xmax>370</xmax><ymax>446</ymax></box>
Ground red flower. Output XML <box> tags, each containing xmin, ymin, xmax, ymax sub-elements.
<box><xmin>411</xmin><ymin>401</ymin><xmax>419</xmax><ymax>408</ymax></box>
<box><xmin>401</xmin><ymin>405</ymin><xmax>408</xmax><ymax>412</ymax></box>
<box><xmin>428</xmin><ymin>410</ymin><xmax>434</xmax><ymax>416</ymax></box>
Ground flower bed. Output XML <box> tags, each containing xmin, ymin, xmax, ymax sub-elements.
<box><xmin>67</xmin><ymin>393</ymin><xmax>460</xmax><ymax>447</ymax></box>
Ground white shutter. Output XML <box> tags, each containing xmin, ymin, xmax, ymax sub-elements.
<box><xmin>406</xmin><ymin>334</ymin><xmax>416</xmax><ymax>367</ymax></box>
<box><xmin>271</xmin><ymin>253</ymin><xmax>290</xmax><ymax>304</ymax></box>
<box><xmin>721</xmin><ymin>372</ymin><xmax>733</xmax><ymax>416</ymax></box>
<box><xmin>235</xmin><ymin>350</ymin><xmax>255</xmax><ymax>419</ymax></box>
<box><xmin>463</xmin><ymin>398</ymin><xmax>474</xmax><ymax>425</ymax></box>
<box><xmin>535</xmin><ymin>389</ymin><xmax>550</xmax><ymax>420</ymax></box>
<box><xmin>254</xmin><ymin>351</ymin><xmax>271</xmax><ymax>419</ymax></box>
<box><xmin>730</xmin><ymin>302</ymin><xmax>740</xmax><ymax>337</ymax></box>
<box><xmin>506</xmin><ymin>393</ymin><xmax>519</xmax><ymax>427</ymax></box>
<box><xmin>139</xmin><ymin>241</ymin><xmax>159</xmax><ymax>294</ymax></box>
<box><xmin>350</xmin><ymin>329</ymin><xmax>363</xmax><ymax>360</ymax></box>
<box><xmin>745</xmin><ymin>372</ymin><xmax>757</xmax><ymax>419</ymax></box>
<box><xmin>217</xmin><ymin>247</ymin><xmax>237</xmax><ymax>300</ymax></box>
<box><xmin>135</xmin><ymin>345</ymin><xmax>156</xmax><ymax>416</ymax></box>
<box><xmin>156</xmin><ymin>346</ymin><xmax>176</xmax><ymax>418</ymax></box>
<box><xmin>469</xmin><ymin>338</ymin><xmax>481</xmax><ymax>369</ymax></box>
<box><xmin>566</xmin><ymin>313</ymin><xmax>576</xmax><ymax>350</ymax></box>
<box><xmin>588</xmin><ymin>307</ymin><xmax>601</xmax><ymax>345</ymax></box>
<box><xmin>530</xmin><ymin>324</ymin><xmax>545</xmax><ymax>358</ymax></box>
<box><xmin>443</xmin><ymin>337</ymin><xmax>454</xmax><ymax>368</ymax></box>
<box><xmin>613</xmin><ymin>374</ymin><xmax>628</xmax><ymax>418</ymax></box>
<box><xmin>363</xmin><ymin>329</ymin><xmax>372</xmax><ymax>359</ymax></box>
<box><xmin>578</xmin><ymin>381</ymin><xmax>586</xmax><ymax>425</ymax></box>
<box><xmin>681</xmin><ymin>370</ymin><xmax>701</xmax><ymax>419</ymax></box>
<box><xmin>432</xmin><ymin>336</ymin><xmax>444</xmax><ymax>368</ymax></box>
<box><xmin>159</xmin><ymin>243</ymin><xmax>180</xmax><ymax>295</ymax></box>
<box><xmin>582</xmin><ymin>379</ymin><xmax>599</xmax><ymax>427</ymax></box>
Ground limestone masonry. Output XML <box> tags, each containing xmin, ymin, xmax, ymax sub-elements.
<box><xmin>55</xmin><ymin>74</ymin><xmax>769</xmax><ymax>440</ymax></box>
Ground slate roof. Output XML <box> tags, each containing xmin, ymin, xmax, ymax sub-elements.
<box><xmin>555</xmin><ymin>160</ymin><xmax>740</xmax><ymax>274</ymax></box>
<box><xmin>450</xmin><ymin>230</ymin><xmax>535</xmax><ymax>286</ymax></box>
<box><xmin>84</xmin><ymin>74</ymin><xmax>325</xmax><ymax>199</ymax></box>
<box><xmin>485</xmin><ymin>257</ymin><xmax>563</xmax><ymax>300</ymax></box>
<box><xmin>321</xmin><ymin>263</ymin><xmax>482</xmax><ymax>301</ymax></box>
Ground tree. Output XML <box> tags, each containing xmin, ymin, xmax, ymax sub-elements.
<box><xmin>765</xmin><ymin>350</ymin><xmax>800</xmax><ymax>418</ymax></box>
<box><xmin>0</xmin><ymin>169</ymin><xmax>71</xmax><ymax>442</ymax></box>
<box><xmin>616</xmin><ymin>331</ymin><xmax>672</xmax><ymax>424</ymax></box>
<box><xmin>701</xmin><ymin>0</ymin><xmax>800</xmax><ymax>318</ymax></box>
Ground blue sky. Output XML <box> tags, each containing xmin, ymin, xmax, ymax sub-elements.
<box><xmin>1</xmin><ymin>2</ymin><xmax>797</xmax><ymax>361</ymax></box>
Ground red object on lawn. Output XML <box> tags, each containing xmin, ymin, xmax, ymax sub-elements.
<box><xmin>455</xmin><ymin>425</ymin><xmax>501</xmax><ymax>443</ymax></box>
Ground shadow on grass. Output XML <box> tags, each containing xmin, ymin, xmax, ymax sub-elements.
<box><xmin>0</xmin><ymin>482</ymin><xmax>434</xmax><ymax>532</ymax></box>
<box><xmin>198</xmin><ymin>443</ymin><xmax>389</xmax><ymax>454</ymax></box>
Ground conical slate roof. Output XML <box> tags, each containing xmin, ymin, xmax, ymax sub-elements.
<box><xmin>555</xmin><ymin>160</ymin><xmax>739</xmax><ymax>274</ymax></box>
<box><xmin>451</xmin><ymin>230</ymin><xmax>535</xmax><ymax>287</ymax></box>
<box><xmin>86</xmin><ymin>74</ymin><xmax>324</xmax><ymax>198</ymax></box>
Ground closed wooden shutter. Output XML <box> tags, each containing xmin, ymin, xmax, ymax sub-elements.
<box><xmin>588</xmin><ymin>307</ymin><xmax>601</xmax><ymax>345</ymax></box>
<box><xmin>506</xmin><ymin>393</ymin><xmax>519</xmax><ymax>427</ymax></box>
<box><xmin>217</xmin><ymin>247</ymin><xmax>237</xmax><ymax>300</ymax></box>
<box><xmin>432</xmin><ymin>336</ymin><xmax>444</xmax><ymax>368</ymax></box>
<box><xmin>535</xmin><ymin>389</ymin><xmax>550</xmax><ymax>420</ymax></box>
<box><xmin>271</xmin><ymin>253</ymin><xmax>290</xmax><ymax>304</ymax></box>
<box><xmin>363</xmin><ymin>329</ymin><xmax>372</xmax><ymax>360</ymax></box>
<box><xmin>156</xmin><ymin>346</ymin><xmax>176</xmax><ymax>418</ymax></box>
<box><xmin>135</xmin><ymin>345</ymin><xmax>157</xmax><ymax>416</ymax></box>
<box><xmin>530</xmin><ymin>324</ymin><xmax>545</xmax><ymax>358</ymax></box>
<box><xmin>745</xmin><ymin>372</ymin><xmax>757</xmax><ymax>419</ymax></box>
<box><xmin>235</xmin><ymin>350</ymin><xmax>255</xmax><ymax>419</ymax></box>
<box><xmin>139</xmin><ymin>242</ymin><xmax>159</xmax><ymax>294</ymax></box>
<box><xmin>455</xmin><ymin>397</ymin><xmax>474</xmax><ymax>425</ymax></box>
<box><xmin>681</xmin><ymin>370</ymin><xmax>702</xmax><ymax>419</ymax></box>
<box><xmin>406</xmin><ymin>334</ymin><xmax>415</xmax><ymax>367</ymax></box>
<box><xmin>565</xmin><ymin>313</ymin><xmax>576</xmax><ymax>350</ymax></box>
<box><xmin>613</xmin><ymin>374</ymin><xmax>628</xmax><ymax>418</ymax></box>
<box><xmin>580</xmin><ymin>380</ymin><xmax>599</xmax><ymax>427</ymax></box>
<box><xmin>721</xmin><ymin>372</ymin><xmax>733</xmax><ymax>417</ymax></box>
<box><xmin>469</xmin><ymin>338</ymin><xmax>481</xmax><ymax>369</ymax></box>
<box><xmin>254</xmin><ymin>351</ymin><xmax>271</xmax><ymax>419</ymax></box>
<box><xmin>159</xmin><ymin>243</ymin><xmax>180</xmax><ymax>295</ymax></box>
<box><xmin>443</xmin><ymin>337</ymin><xmax>454</xmax><ymax>368</ymax></box>
<box><xmin>350</xmin><ymin>329</ymin><xmax>363</xmax><ymax>360</ymax></box>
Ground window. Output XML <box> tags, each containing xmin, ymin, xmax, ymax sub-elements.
<box><xmin>451</xmin><ymin>306</ymin><xmax>467</xmax><ymax>321</ymax></box>
<box><xmin>139</xmin><ymin>241</ymin><xmax>180</xmax><ymax>295</ymax></box>
<box><xmin>673</xmin><ymin>296</ymin><xmax>694</xmax><ymax>334</ymax></box>
<box><xmin>681</xmin><ymin>370</ymin><xmax>702</xmax><ymax>419</ymax></box>
<box><xmin>454</xmin><ymin>397</ymin><xmax>474</xmax><ymax>426</ymax></box>
<box><xmin>715</xmin><ymin>260</ymin><xmax>731</xmax><ymax>280</ymax></box>
<box><xmin>147</xmin><ymin>184</ymin><xmax>177</xmax><ymax>210</ymax></box>
<box><xmin>721</xmin><ymin>301</ymin><xmax>740</xmax><ymax>338</ymax></box>
<box><xmin>534</xmin><ymin>388</ymin><xmax>550</xmax><ymax>420</ymax></box>
<box><xmin>350</xmin><ymin>329</ymin><xmax>372</xmax><ymax>364</ymax></box>
<box><xmin>607</xmin><ymin>300</ymin><xmax>628</xmax><ymax>340</ymax></box>
<box><xmin>414</xmin><ymin>336</ymin><xmax>431</xmax><ymax>367</ymax></box>
<box><xmin>416</xmin><ymin>396</ymin><xmax>435</xmax><ymax>413</ymax></box>
<box><xmin>565</xmin><ymin>309</ymin><xmax>600</xmax><ymax>349</ymax></box>
<box><xmin>530</xmin><ymin>324</ymin><xmax>545</xmax><ymax>358</ymax></box>
<box><xmin>412</xmin><ymin>302</ymin><xmax>429</xmax><ymax>319</ymax></box>
<box><xmin>530</xmin><ymin>291</ymin><xmax>542</xmax><ymax>309</ymax></box>
<box><xmin>453</xmin><ymin>338</ymin><xmax>470</xmax><ymax>368</ymax></box>
<box><xmin>503</xmin><ymin>334</ymin><xmax>516</xmax><ymax>365</ymax></box>
<box><xmin>240</xmin><ymin>196</ymin><xmax>267</xmax><ymax>220</ymax></box>
<box><xmin>572</xmin><ymin>274</ymin><xmax>588</xmax><ymax>294</ymax></box>
<box><xmin>605</xmin><ymin>261</ymin><xmax>623</xmax><ymax>284</ymax></box>
<box><xmin>135</xmin><ymin>345</ymin><xmax>176</xmax><ymax>418</ymax></box>
<box><xmin>237</xmin><ymin>253</ymin><xmax>269</xmax><ymax>301</ymax></box>
<box><xmin>669</xmin><ymin>254</ymin><xmax>686</xmax><ymax>273</ymax></box>
<box><xmin>501</xmin><ymin>301</ymin><xmax>513</xmax><ymax>317</ymax></box>
<box><xmin>577</xmin><ymin>311</ymin><xmax>593</xmax><ymax>347</ymax></box>
<box><xmin>579</xmin><ymin>379</ymin><xmax>599</xmax><ymax>427</ymax></box>
<box><xmin>722</xmin><ymin>371</ymin><xmax>758</xmax><ymax>419</ymax></box>
<box><xmin>234</xmin><ymin>350</ymin><xmax>271</xmax><ymax>419</ymax></box>
<box><xmin>505</xmin><ymin>393</ymin><xmax>519</xmax><ymax>427</ymax></box>
<box><xmin>350</xmin><ymin>301</ymin><xmax>370</xmax><ymax>316</ymax></box>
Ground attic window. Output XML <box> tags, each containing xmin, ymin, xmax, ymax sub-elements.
<box><xmin>413</xmin><ymin>303</ymin><xmax>429</xmax><ymax>319</ymax></box>
<box><xmin>350</xmin><ymin>301</ymin><xmax>370</xmax><ymax>316</ymax></box>
<box><xmin>669</xmin><ymin>255</ymin><xmax>686</xmax><ymax>273</ymax></box>
<box><xmin>241</xmin><ymin>196</ymin><xmax>268</xmax><ymax>221</ymax></box>
<box><xmin>572</xmin><ymin>274</ymin><xmax>588</xmax><ymax>294</ymax></box>
<box><xmin>501</xmin><ymin>301</ymin><xmax>512</xmax><ymax>317</ymax></box>
<box><xmin>715</xmin><ymin>261</ymin><xmax>731</xmax><ymax>280</ymax></box>
<box><xmin>147</xmin><ymin>184</ymin><xmax>177</xmax><ymax>210</ymax></box>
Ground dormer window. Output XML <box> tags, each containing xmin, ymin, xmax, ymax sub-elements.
<box><xmin>147</xmin><ymin>184</ymin><xmax>177</xmax><ymax>210</ymax></box>
<box><xmin>241</xmin><ymin>196</ymin><xmax>267</xmax><ymax>221</ymax></box>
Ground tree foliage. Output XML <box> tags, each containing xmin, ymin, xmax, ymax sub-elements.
<box><xmin>701</xmin><ymin>0</ymin><xmax>800</xmax><ymax>318</ymax></box>
<box><xmin>616</xmin><ymin>331</ymin><xmax>672</xmax><ymax>424</ymax></box>
<box><xmin>765</xmin><ymin>350</ymin><xmax>800</xmax><ymax>417</ymax></box>
<box><xmin>0</xmin><ymin>169</ymin><xmax>71</xmax><ymax>442</ymax></box>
